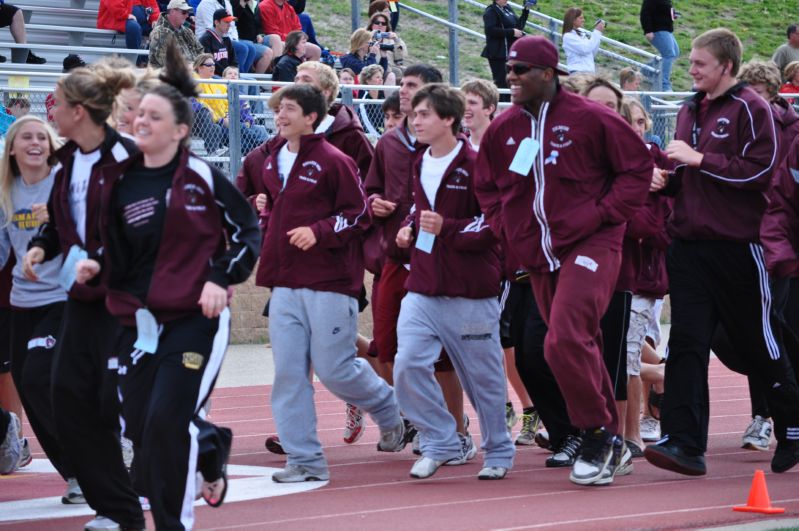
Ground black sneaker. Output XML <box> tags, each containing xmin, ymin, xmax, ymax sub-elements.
<box><xmin>26</xmin><ymin>51</ymin><xmax>46</xmax><ymax>64</ymax></box>
<box><xmin>644</xmin><ymin>441</ymin><xmax>706</xmax><ymax>476</ymax></box>
<box><xmin>771</xmin><ymin>439</ymin><xmax>799</xmax><ymax>473</ymax></box>
<box><xmin>569</xmin><ymin>428</ymin><xmax>615</xmax><ymax>485</ymax></box>
<box><xmin>545</xmin><ymin>434</ymin><xmax>581</xmax><ymax>467</ymax></box>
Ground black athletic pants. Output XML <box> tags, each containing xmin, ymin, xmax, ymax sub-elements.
<box><xmin>118</xmin><ymin>310</ymin><xmax>232</xmax><ymax>531</ymax></box>
<box><xmin>9</xmin><ymin>302</ymin><xmax>74</xmax><ymax>479</ymax></box>
<box><xmin>662</xmin><ymin>240</ymin><xmax>799</xmax><ymax>454</ymax></box>
<box><xmin>51</xmin><ymin>299</ymin><xmax>143</xmax><ymax>529</ymax></box>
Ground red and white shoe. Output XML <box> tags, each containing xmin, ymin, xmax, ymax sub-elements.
<box><xmin>343</xmin><ymin>403</ymin><xmax>365</xmax><ymax>444</ymax></box>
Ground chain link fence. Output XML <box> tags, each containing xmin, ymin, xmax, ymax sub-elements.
<box><xmin>4</xmin><ymin>79</ymin><xmax>796</xmax><ymax>178</ymax></box>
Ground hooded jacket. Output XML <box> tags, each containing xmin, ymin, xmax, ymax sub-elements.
<box><xmin>29</xmin><ymin>127</ymin><xmax>136</xmax><ymax>303</ymax></box>
<box><xmin>761</xmin><ymin>137</ymin><xmax>799</xmax><ymax>278</ymax></box>
<box><xmin>97</xmin><ymin>0</ymin><xmax>160</xmax><ymax>33</ymax></box>
<box><xmin>404</xmin><ymin>139</ymin><xmax>500</xmax><ymax>299</ymax></box>
<box><xmin>772</xmin><ymin>96</ymin><xmax>799</xmax><ymax>166</ymax></box>
<box><xmin>100</xmin><ymin>148</ymin><xmax>260</xmax><ymax>326</ymax></box>
<box><xmin>665</xmin><ymin>83</ymin><xmax>778</xmax><ymax>243</ymax></box>
<box><xmin>255</xmin><ymin>134</ymin><xmax>371</xmax><ymax>298</ymax></box>
<box><xmin>258</xmin><ymin>0</ymin><xmax>300</xmax><ymax>41</ymax></box>
<box><xmin>236</xmin><ymin>103</ymin><xmax>373</xmax><ymax>209</ymax></box>
<box><xmin>474</xmin><ymin>88</ymin><xmax>653</xmax><ymax>274</ymax></box>
<box><xmin>364</xmin><ymin>117</ymin><xmax>424</xmax><ymax>265</ymax></box>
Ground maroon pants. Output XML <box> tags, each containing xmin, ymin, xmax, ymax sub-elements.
<box><xmin>529</xmin><ymin>240</ymin><xmax>620</xmax><ymax>434</ymax></box>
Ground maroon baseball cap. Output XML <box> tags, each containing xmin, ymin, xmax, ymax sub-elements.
<box><xmin>508</xmin><ymin>36</ymin><xmax>569</xmax><ymax>75</ymax></box>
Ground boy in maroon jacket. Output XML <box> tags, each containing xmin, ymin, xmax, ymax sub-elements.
<box><xmin>256</xmin><ymin>85</ymin><xmax>406</xmax><ymax>483</ymax></box>
<box><xmin>474</xmin><ymin>36</ymin><xmax>653</xmax><ymax>486</ymax></box>
<box><xmin>646</xmin><ymin>28</ymin><xmax>799</xmax><ymax>476</ymax></box>
<box><xmin>393</xmin><ymin>84</ymin><xmax>515</xmax><ymax>480</ymax></box>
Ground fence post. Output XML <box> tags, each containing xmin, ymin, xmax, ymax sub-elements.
<box><xmin>341</xmin><ymin>85</ymin><xmax>354</xmax><ymax>108</ymax></box>
<box><xmin>448</xmin><ymin>0</ymin><xmax>459</xmax><ymax>84</ymax></box>
<box><xmin>548</xmin><ymin>18</ymin><xmax>558</xmax><ymax>44</ymax></box>
<box><xmin>228</xmin><ymin>85</ymin><xmax>242</xmax><ymax>179</ymax></box>
<box><xmin>351</xmin><ymin>0</ymin><xmax>360</xmax><ymax>32</ymax></box>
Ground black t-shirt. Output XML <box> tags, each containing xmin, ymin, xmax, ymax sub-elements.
<box><xmin>112</xmin><ymin>154</ymin><xmax>179</xmax><ymax>302</ymax></box>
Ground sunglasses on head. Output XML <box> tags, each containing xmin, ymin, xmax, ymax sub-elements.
<box><xmin>505</xmin><ymin>63</ymin><xmax>539</xmax><ymax>75</ymax></box>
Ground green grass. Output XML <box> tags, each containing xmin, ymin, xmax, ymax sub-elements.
<box><xmin>306</xmin><ymin>0</ymin><xmax>793</xmax><ymax>90</ymax></box>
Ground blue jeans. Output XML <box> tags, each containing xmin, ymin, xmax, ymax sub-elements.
<box><xmin>232</xmin><ymin>39</ymin><xmax>269</xmax><ymax>74</ymax></box>
<box><xmin>124</xmin><ymin>5</ymin><xmax>152</xmax><ymax>49</ymax></box>
<box><xmin>650</xmin><ymin>31</ymin><xmax>679</xmax><ymax>91</ymax></box>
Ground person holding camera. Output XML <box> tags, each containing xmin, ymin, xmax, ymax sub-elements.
<box><xmin>340</xmin><ymin>28</ymin><xmax>392</xmax><ymax>80</ymax></box>
<box><xmin>562</xmin><ymin>7</ymin><xmax>604</xmax><ymax>74</ymax></box>
<box><xmin>366</xmin><ymin>12</ymin><xmax>407</xmax><ymax>79</ymax></box>
<box><xmin>481</xmin><ymin>0</ymin><xmax>531</xmax><ymax>90</ymax></box>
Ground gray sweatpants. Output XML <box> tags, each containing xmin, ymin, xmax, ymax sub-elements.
<box><xmin>394</xmin><ymin>293</ymin><xmax>515</xmax><ymax>468</ymax></box>
<box><xmin>269</xmin><ymin>287</ymin><xmax>401</xmax><ymax>475</ymax></box>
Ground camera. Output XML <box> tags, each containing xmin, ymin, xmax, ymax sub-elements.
<box><xmin>595</xmin><ymin>18</ymin><xmax>607</xmax><ymax>27</ymax></box>
<box><xmin>379</xmin><ymin>43</ymin><xmax>395</xmax><ymax>51</ymax></box>
<box><xmin>373</xmin><ymin>31</ymin><xmax>392</xmax><ymax>40</ymax></box>
<box><xmin>524</xmin><ymin>0</ymin><xmax>537</xmax><ymax>7</ymax></box>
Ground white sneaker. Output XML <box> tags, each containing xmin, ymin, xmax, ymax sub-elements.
<box><xmin>62</xmin><ymin>477</ymin><xmax>87</xmax><ymax>504</ymax></box>
<box><xmin>444</xmin><ymin>432</ymin><xmax>477</xmax><ymax>465</ymax></box>
<box><xmin>343</xmin><ymin>403</ymin><xmax>366</xmax><ymax>444</ymax></box>
<box><xmin>409</xmin><ymin>456</ymin><xmax>448</xmax><ymax>479</ymax></box>
<box><xmin>742</xmin><ymin>415</ymin><xmax>772</xmax><ymax>451</ymax></box>
<box><xmin>84</xmin><ymin>515</ymin><xmax>120</xmax><ymax>530</ymax></box>
<box><xmin>0</xmin><ymin>412</ymin><xmax>21</xmax><ymax>474</ymax></box>
<box><xmin>640</xmin><ymin>416</ymin><xmax>661</xmax><ymax>442</ymax></box>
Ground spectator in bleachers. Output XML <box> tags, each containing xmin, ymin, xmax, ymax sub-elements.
<box><xmin>338</xmin><ymin>67</ymin><xmax>358</xmax><ymax>98</ymax></box>
<box><xmin>97</xmin><ymin>0</ymin><xmax>160</xmax><ymax>63</ymax></box>
<box><xmin>148</xmin><ymin>0</ymin><xmax>203</xmax><ymax>69</ymax></box>
<box><xmin>223</xmin><ymin>65</ymin><xmax>268</xmax><ymax>145</ymax></box>
<box><xmin>0</xmin><ymin>1</ymin><xmax>45</xmax><ymax>64</ymax></box>
<box><xmin>369</xmin><ymin>0</ymin><xmax>398</xmax><ymax>35</ymax></box>
<box><xmin>780</xmin><ymin>61</ymin><xmax>799</xmax><ymax>97</ymax></box>
<box><xmin>193</xmin><ymin>53</ymin><xmax>268</xmax><ymax>155</ymax></box>
<box><xmin>481</xmin><ymin>0</ymin><xmax>529</xmax><ymax>90</ymax></box>
<box><xmin>271</xmin><ymin>30</ymin><xmax>307</xmax><ymax>83</ymax></box>
<box><xmin>258</xmin><ymin>0</ymin><xmax>320</xmax><ymax>61</ymax></box>
<box><xmin>195</xmin><ymin>0</ymin><xmax>273</xmax><ymax>74</ymax></box>
<box><xmin>191</xmin><ymin>53</ymin><xmax>228</xmax><ymax>156</ymax></box>
<box><xmin>640</xmin><ymin>0</ymin><xmax>680</xmax><ymax>91</ymax></box>
<box><xmin>199</xmin><ymin>9</ymin><xmax>239</xmax><ymax>77</ymax></box>
<box><xmin>340</xmin><ymin>28</ymin><xmax>388</xmax><ymax>77</ymax></box>
<box><xmin>562</xmin><ymin>7</ymin><xmax>604</xmax><ymax>74</ymax></box>
<box><xmin>45</xmin><ymin>55</ymin><xmax>86</xmax><ymax>127</ymax></box>
<box><xmin>288</xmin><ymin>0</ymin><xmax>321</xmax><ymax>48</ymax></box>
<box><xmin>232</xmin><ymin>0</ymin><xmax>266</xmax><ymax>47</ymax></box>
<box><xmin>357</xmin><ymin>63</ymin><xmax>386</xmax><ymax>137</ymax></box>
<box><xmin>5</xmin><ymin>97</ymin><xmax>28</xmax><ymax>119</ymax></box>
<box><xmin>620</xmin><ymin>67</ymin><xmax>642</xmax><ymax>91</ymax></box>
<box><xmin>381</xmin><ymin>91</ymin><xmax>403</xmax><ymax>132</ymax></box>
<box><xmin>366</xmin><ymin>12</ymin><xmax>406</xmax><ymax>79</ymax></box>
<box><xmin>772</xmin><ymin>24</ymin><xmax>799</xmax><ymax>75</ymax></box>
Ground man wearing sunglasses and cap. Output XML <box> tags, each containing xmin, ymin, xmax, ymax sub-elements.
<box><xmin>149</xmin><ymin>0</ymin><xmax>203</xmax><ymax>69</ymax></box>
<box><xmin>474</xmin><ymin>35</ymin><xmax>653</xmax><ymax>486</ymax></box>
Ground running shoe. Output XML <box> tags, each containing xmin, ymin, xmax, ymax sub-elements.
<box><xmin>569</xmin><ymin>428</ymin><xmax>618</xmax><ymax>486</ymax></box>
<box><xmin>62</xmin><ymin>477</ymin><xmax>87</xmax><ymax>504</ymax></box>
<box><xmin>17</xmin><ymin>437</ymin><xmax>31</xmax><ymax>468</ymax></box>
<box><xmin>272</xmin><ymin>464</ymin><xmax>329</xmax><ymax>483</ymax></box>
<box><xmin>640</xmin><ymin>415</ymin><xmax>661</xmax><ymax>442</ymax></box>
<box><xmin>0</xmin><ymin>412</ymin><xmax>21</xmax><ymax>474</ymax></box>
<box><xmin>445</xmin><ymin>432</ymin><xmax>477</xmax><ymax>465</ymax></box>
<box><xmin>505</xmin><ymin>402</ymin><xmax>518</xmax><ymax>431</ymax></box>
<box><xmin>264</xmin><ymin>435</ymin><xmax>286</xmax><ymax>455</ymax></box>
<box><xmin>515</xmin><ymin>410</ymin><xmax>541</xmax><ymax>446</ymax></box>
<box><xmin>546</xmin><ymin>434</ymin><xmax>582</xmax><ymax>467</ymax></box>
<box><xmin>343</xmin><ymin>403</ymin><xmax>365</xmax><ymax>444</ymax></box>
<box><xmin>741</xmin><ymin>415</ymin><xmax>772</xmax><ymax>451</ymax></box>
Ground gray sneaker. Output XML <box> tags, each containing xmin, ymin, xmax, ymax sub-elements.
<box><xmin>477</xmin><ymin>466</ymin><xmax>508</xmax><ymax>480</ymax></box>
<box><xmin>377</xmin><ymin>421</ymin><xmax>407</xmax><ymax>452</ymax></box>
<box><xmin>63</xmin><ymin>477</ymin><xmax>87</xmax><ymax>504</ymax></box>
<box><xmin>409</xmin><ymin>456</ymin><xmax>448</xmax><ymax>479</ymax></box>
<box><xmin>271</xmin><ymin>464</ymin><xmax>329</xmax><ymax>483</ymax></box>
<box><xmin>444</xmin><ymin>432</ymin><xmax>477</xmax><ymax>466</ymax></box>
<box><xmin>742</xmin><ymin>415</ymin><xmax>772</xmax><ymax>451</ymax></box>
<box><xmin>515</xmin><ymin>410</ymin><xmax>541</xmax><ymax>446</ymax></box>
<box><xmin>18</xmin><ymin>437</ymin><xmax>31</xmax><ymax>468</ymax></box>
<box><xmin>84</xmin><ymin>515</ymin><xmax>121</xmax><ymax>530</ymax></box>
<box><xmin>0</xmin><ymin>412</ymin><xmax>21</xmax><ymax>474</ymax></box>
<box><xmin>120</xmin><ymin>436</ymin><xmax>134</xmax><ymax>470</ymax></box>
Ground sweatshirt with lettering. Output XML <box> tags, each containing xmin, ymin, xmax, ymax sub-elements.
<box><xmin>0</xmin><ymin>167</ymin><xmax>65</xmax><ymax>308</ymax></box>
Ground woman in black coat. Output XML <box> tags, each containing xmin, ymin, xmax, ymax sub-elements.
<box><xmin>482</xmin><ymin>0</ymin><xmax>530</xmax><ymax>88</ymax></box>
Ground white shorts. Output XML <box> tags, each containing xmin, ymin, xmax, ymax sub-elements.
<box><xmin>646</xmin><ymin>298</ymin><xmax>665</xmax><ymax>347</ymax></box>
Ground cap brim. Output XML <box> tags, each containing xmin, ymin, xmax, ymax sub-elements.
<box><xmin>555</xmin><ymin>66</ymin><xmax>569</xmax><ymax>76</ymax></box>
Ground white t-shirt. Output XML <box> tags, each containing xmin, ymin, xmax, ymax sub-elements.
<box><xmin>469</xmin><ymin>137</ymin><xmax>481</xmax><ymax>152</ymax></box>
<box><xmin>69</xmin><ymin>148</ymin><xmax>101</xmax><ymax>244</ymax></box>
<box><xmin>277</xmin><ymin>143</ymin><xmax>298</xmax><ymax>189</ymax></box>
<box><xmin>420</xmin><ymin>141</ymin><xmax>462</xmax><ymax>208</ymax></box>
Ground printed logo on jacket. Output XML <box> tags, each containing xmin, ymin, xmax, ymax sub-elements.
<box><xmin>299</xmin><ymin>161</ymin><xmax>322</xmax><ymax>185</ymax></box>
<box><xmin>711</xmin><ymin>117</ymin><xmax>731</xmax><ymax>139</ymax></box>
<box><xmin>184</xmin><ymin>183</ymin><xmax>207</xmax><ymax>212</ymax></box>
<box><xmin>550</xmin><ymin>125</ymin><xmax>573</xmax><ymax>148</ymax></box>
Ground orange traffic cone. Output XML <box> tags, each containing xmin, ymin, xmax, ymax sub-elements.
<box><xmin>733</xmin><ymin>470</ymin><xmax>785</xmax><ymax>514</ymax></box>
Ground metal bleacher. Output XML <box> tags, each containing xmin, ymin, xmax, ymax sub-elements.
<box><xmin>0</xmin><ymin>0</ymin><xmax>136</xmax><ymax>86</ymax></box>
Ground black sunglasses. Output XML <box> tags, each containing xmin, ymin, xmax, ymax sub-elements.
<box><xmin>202</xmin><ymin>62</ymin><xmax>215</xmax><ymax>67</ymax></box>
<box><xmin>373</xmin><ymin>20</ymin><xmax>388</xmax><ymax>26</ymax></box>
<box><xmin>505</xmin><ymin>63</ymin><xmax>539</xmax><ymax>75</ymax></box>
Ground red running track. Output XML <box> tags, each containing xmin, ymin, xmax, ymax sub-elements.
<box><xmin>1</xmin><ymin>357</ymin><xmax>798</xmax><ymax>530</ymax></box>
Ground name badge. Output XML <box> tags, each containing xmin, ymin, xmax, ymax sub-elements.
<box><xmin>415</xmin><ymin>230</ymin><xmax>435</xmax><ymax>254</ymax></box>
<box><xmin>134</xmin><ymin>308</ymin><xmax>159</xmax><ymax>354</ymax></box>
<box><xmin>58</xmin><ymin>244</ymin><xmax>88</xmax><ymax>292</ymax></box>
<box><xmin>509</xmin><ymin>138</ymin><xmax>540</xmax><ymax>175</ymax></box>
